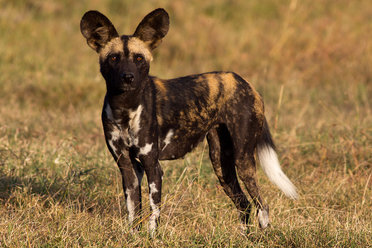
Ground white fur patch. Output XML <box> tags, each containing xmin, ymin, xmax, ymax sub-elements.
<box><xmin>108</xmin><ymin>129</ymin><xmax>121</xmax><ymax>155</ymax></box>
<box><xmin>125</xmin><ymin>168</ymin><xmax>142</xmax><ymax>225</ymax></box>
<box><xmin>149</xmin><ymin>205</ymin><xmax>160</xmax><ymax>233</ymax></box>
<box><xmin>129</xmin><ymin>105</ymin><xmax>143</xmax><ymax>133</ymax></box>
<box><xmin>125</xmin><ymin>188</ymin><xmax>136</xmax><ymax>223</ymax></box>
<box><xmin>139</xmin><ymin>143</ymin><xmax>153</xmax><ymax>156</ymax></box>
<box><xmin>148</xmin><ymin>182</ymin><xmax>160</xmax><ymax>233</ymax></box>
<box><xmin>257</xmin><ymin>145</ymin><xmax>298</xmax><ymax>199</ymax></box>
<box><xmin>128</xmin><ymin>105</ymin><xmax>143</xmax><ymax>146</ymax></box>
<box><xmin>149</xmin><ymin>182</ymin><xmax>159</xmax><ymax>194</ymax></box>
<box><xmin>162</xmin><ymin>129</ymin><xmax>174</xmax><ymax>150</ymax></box>
<box><xmin>110</xmin><ymin>129</ymin><xmax>121</xmax><ymax>141</ymax></box>
<box><xmin>258</xmin><ymin>209</ymin><xmax>270</xmax><ymax>229</ymax></box>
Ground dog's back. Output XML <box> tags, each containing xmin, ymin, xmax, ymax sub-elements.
<box><xmin>152</xmin><ymin>71</ymin><xmax>264</xmax><ymax>160</ymax></box>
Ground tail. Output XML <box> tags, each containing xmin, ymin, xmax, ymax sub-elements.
<box><xmin>257</xmin><ymin>119</ymin><xmax>298</xmax><ymax>199</ymax></box>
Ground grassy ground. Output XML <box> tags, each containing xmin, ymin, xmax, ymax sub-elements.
<box><xmin>0</xmin><ymin>0</ymin><xmax>371</xmax><ymax>247</ymax></box>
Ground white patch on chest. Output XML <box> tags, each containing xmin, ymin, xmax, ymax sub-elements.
<box><xmin>105</xmin><ymin>104</ymin><xmax>148</xmax><ymax>155</ymax></box>
<box><xmin>162</xmin><ymin>129</ymin><xmax>174</xmax><ymax>151</ymax></box>
<box><xmin>128</xmin><ymin>105</ymin><xmax>143</xmax><ymax>146</ymax></box>
<box><xmin>139</xmin><ymin>143</ymin><xmax>153</xmax><ymax>156</ymax></box>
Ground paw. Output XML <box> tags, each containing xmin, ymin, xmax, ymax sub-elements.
<box><xmin>258</xmin><ymin>208</ymin><xmax>270</xmax><ymax>229</ymax></box>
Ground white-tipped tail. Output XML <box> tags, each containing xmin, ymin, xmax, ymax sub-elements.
<box><xmin>257</xmin><ymin>145</ymin><xmax>298</xmax><ymax>199</ymax></box>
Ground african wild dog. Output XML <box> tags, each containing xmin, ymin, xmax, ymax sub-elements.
<box><xmin>80</xmin><ymin>8</ymin><xmax>297</xmax><ymax>233</ymax></box>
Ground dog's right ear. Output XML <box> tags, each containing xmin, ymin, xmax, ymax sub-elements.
<box><xmin>80</xmin><ymin>11</ymin><xmax>119</xmax><ymax>53</ymax></box>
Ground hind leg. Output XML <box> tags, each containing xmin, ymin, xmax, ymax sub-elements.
<box><xmin>235</xmin><ymin>150</ymin><xmax>270</xmax><ymax>228</ymax></box>
<box><xmin>225</xmin><ymin>107</ymin><xmax>270</xmax><ymax>228</ymax></box>
<box><xmin>207</xmin><ymin>126</ymin><xmax>252</xmax><ymax>224</ymax></box>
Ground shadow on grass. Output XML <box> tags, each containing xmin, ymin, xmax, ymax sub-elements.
<box><xmin>0</xmin><ymin>162</ymin><xmax>111</xmax><ymax>213</ymax></box>
<box><xmin>245</xmin><ymin>225</ymin><xmax>369</xmax><ymax>248</ymax></box>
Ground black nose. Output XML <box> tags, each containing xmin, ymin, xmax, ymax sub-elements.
<box><xmin>120</xmin><ymin>73</ymin><xmax>134</xmax><ymax>83</ymax></box>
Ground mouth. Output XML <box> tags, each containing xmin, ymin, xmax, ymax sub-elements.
<box><xmin>108</xmin><ymin>79</ymin><xmax>138</xmax><ymax>94</ymax></box>
<box><xmin>120</xmin><ymin>86</ymin><xmax>136</xmax><ymax>91</ymax></box>
<box><xmin>108</xmin><ymin>85</ymin><xmax>136</xmax><ymax>95</ymax></box>
<box><xmin>117</xmin><ymin>83</ymin><xmax>137</xmax><ymax>92</ymax></box>
<box><xmin>115</xmin><ymin>80</ymin><xmax>137</xmax><ymax>92</ymax></box>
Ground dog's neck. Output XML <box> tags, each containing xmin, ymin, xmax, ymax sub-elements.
<box><xmin>105</xmin><ymin>77</ymin><xmax>150</xmax><ymax>110</ymax></box>
<box><xmin>106</xmin><ymin>91</ymin><xmax>140</xmax><ymax>110</ymax></box>
<box><xmin>104</xmin><ymin>77</ymin><xmax>152</xmax><ymax>126</ymax></box>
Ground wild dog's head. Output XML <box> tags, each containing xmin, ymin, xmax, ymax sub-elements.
<box><xmin>80</xmin><ymin>9</ymin><xmax>169</xmax><ymax>94</ymax></box>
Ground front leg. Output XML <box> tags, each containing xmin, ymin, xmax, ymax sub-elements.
<box><xmin>138</xmin><ymin>145</ymin><xmax>163</xmax><ymax>234</ymax></box>
<box><xmin>104</xmin><ymin>124</ymin><xmax>144</xmax><ymax>229</ymax></box>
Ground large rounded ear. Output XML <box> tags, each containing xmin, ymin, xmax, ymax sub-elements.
<box><xmin>133</xmin><ymin>8</ymin><xmax>169</xmax><ymax>50</ymax></box>
<box><xmin>80</xmin><ymin>10</ymin><xmax>119</xmax><ymax>53</ymax></box>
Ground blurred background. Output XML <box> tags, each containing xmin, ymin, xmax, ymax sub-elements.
<box><xmin>0</xmin><ymin>0</ymin><xmax>371</xmax><ymax>246</ymax></box>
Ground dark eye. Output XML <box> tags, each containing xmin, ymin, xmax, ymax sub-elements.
<box><xmin>109</xmin><ymin>54</ymin><xmax>118</xmax><ymax>62</ymax></box>
<box><xmin>135</xmin><ymin>54</ymin><xmax>144</xmax><ymax>62</ymax></box>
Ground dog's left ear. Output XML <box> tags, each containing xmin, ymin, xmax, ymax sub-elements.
<box><xmin>133</xmin><ymin>8</ymin><xmax>169</xmax><ymax>50</ymax></box>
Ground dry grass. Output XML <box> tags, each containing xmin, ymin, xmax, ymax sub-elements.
<box><xmin>0</xmin><ymin>0</ymin><xmax>371</xmax><ymax>247</ymax></box>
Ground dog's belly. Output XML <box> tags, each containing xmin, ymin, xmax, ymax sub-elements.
<box><xmin>159</xmin><ymin>129</ymin><xmax>207</xmax><ymax>160</ymax></box>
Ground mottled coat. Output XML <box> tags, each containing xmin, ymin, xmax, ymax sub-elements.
<box><xmin>80</xmin><ymin>8</ymin><xmax>297</xmax><ymax>233</ymax></box>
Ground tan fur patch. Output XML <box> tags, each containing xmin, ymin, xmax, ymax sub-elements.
<box><xmin>252</xmin><ymin>87</ymin><xmax>264</xmax><ymax>120</ymax></box>
<box><xmin>157</xmin><ymin>115</ymin><xmax>163</xmax><ymax>126</ymax></box>
<box><xmin>99</xmin><ymin>37</ymin><xmax>124</xmax><ymax>60</ymax></box>
<box><xmin>220</xmin><ymin>73</ymin><xmax>237</xmax><ymax>98</ymax></box>
<box><xmin>205</xmin><ymin>74</ymin><xmax>219</xmax><ymax>102</ymax></box>
<box><xmin>128</xmin><ymin>37</ymin><xmax>153</xmax><ymax>62</ymax></box>
<box><xmin>245</xmin><ymin>80</ymin><xmax>264</xmax><ymax>124</ymax></box>
<box><xmin>154</xmin><ymin>79</ymin><xmax>167</xmax><ymax>95</ymax></box>
<box><xmin>154</xmin><ymin>78</ymin><xmax>166</xmax><ymax>126</ymax></box>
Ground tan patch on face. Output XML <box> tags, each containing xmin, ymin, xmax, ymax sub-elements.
<box><xmin>128</xmin><ymin>37</ymin><xmax>153</xmax><ymax>62</ymax></box>
<box><xmin>99</xmin><ymin>37</ymin><xmax>124</xmax><ymax>60</ymax></box>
